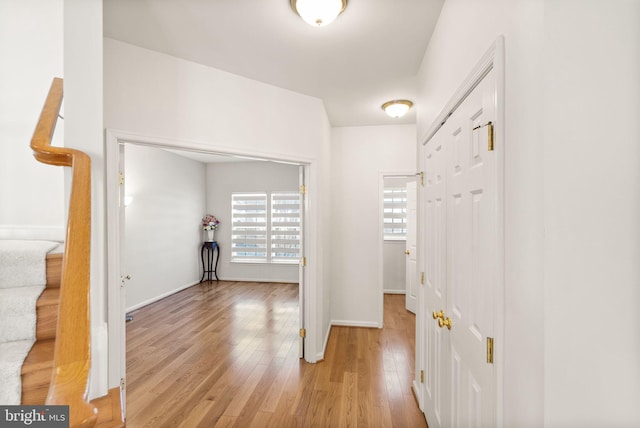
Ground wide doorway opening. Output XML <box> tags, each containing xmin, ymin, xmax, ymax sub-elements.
<box><xmin>105</xmin><ymin>132</ymin><xmax>314</xmax><ymax>420</ymax></box>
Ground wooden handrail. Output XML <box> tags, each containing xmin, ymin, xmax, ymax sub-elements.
<box><xmin>30</xmin><ymin>78</ymin><xmax>97</xmax><ymax>428</ymax></box>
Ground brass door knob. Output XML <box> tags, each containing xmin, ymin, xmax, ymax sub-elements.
<box><xmin>432</xmin><ymin>309</ymin><xmax>444</xmax><ymax>320</ymax></box>
<box><xmin>438</xmin><ymin>317</ymin><xmax>452</xmax><ymax>330</ymax></box>
<box><xmin>405</xmin><ymin>250</ymin><xmax>410</xmax><ymax>255</ymax></box>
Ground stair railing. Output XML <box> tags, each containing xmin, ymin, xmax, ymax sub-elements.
<box><xmin>30</xmin><ymin>77</ymin><xmax>97</xmax><ymax>427</ymax></box>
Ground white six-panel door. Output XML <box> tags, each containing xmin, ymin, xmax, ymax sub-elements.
<box><xmin>421</xmin><ymin>67</ymin><xmax>497</xmax><ymax>428</ymax></box>
<box><xmin>423</xmin><ymin>131</ymin><xmax>449</xmax><ymax>427</ymax></box>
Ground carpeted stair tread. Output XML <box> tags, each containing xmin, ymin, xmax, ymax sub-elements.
<box><xmin>0</xmin><ymin>340</ymin><xmax>34</xmax><ymax>404</ymax></box>
<box><xmin>0</xmin><ymin>286</ymin><xmax>45</xmax><ymax>343</ymax></box>
<box><xmin>0</xmin><ymin>241</ymin><xmax>59</xmax><ymax>289</ymax></box>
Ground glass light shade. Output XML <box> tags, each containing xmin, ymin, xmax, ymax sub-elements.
<box><xmin>292</xmin><ymin>0</ymin><xmax>347</xmax><ymax>27</ymax></box>
<box><xmin>382</xmin><ymin>100</ymin><xmax>413</xmax><ymax>118</ymax></box>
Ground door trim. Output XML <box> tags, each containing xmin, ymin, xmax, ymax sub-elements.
<box><xmin>417</xmin><ymin>35</ymin><xmax>505</xmax><ymax>426</ymax></box>
<box><xmin>105</xmin><ymin>129</ymin><xmax>318</xmax><ymax>393</ymax></box>
<box><xmin>378</xmin><ymin>171</ymin><xmax>417</xmax><ymax>327</ymax></box>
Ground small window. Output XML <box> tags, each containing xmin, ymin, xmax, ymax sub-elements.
<box><xmin>383</xmin><ymin>187</ymin><xmax>407</xmax><ymax>239</ymax></box>
<box><xmin>271</xmin><ymin>192</ymin><xmax>301</xmax><ymax>262</ymax></box>
<box><xmin>231</xmin><ymin>193</ymin><xmax>267</xmax><ymax>261</ymax></box>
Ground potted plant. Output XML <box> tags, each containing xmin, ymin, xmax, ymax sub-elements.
<box><xmin>202</xmin><ymin>214</ymin><xmax>220</xmax><ymax>241</ymax></box>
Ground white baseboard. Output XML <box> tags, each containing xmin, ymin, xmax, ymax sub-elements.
<box><xmin>412</xmin><ymin>380</ymin><xmax>423</xmax><ymax>410</ymax></box>
<box><xmin>219</xmin><ymin>276</ymin><xmax>298</xmax><ymax>284</ymax></box>
<box><xmin>0</xmin><ymin>225</ymin><xmax>65</xmax><ymax>242</ymax></box>
<box><xmin>384</xmin><ymin>289</ymin><xmax>406</xmax><ymax>295</ymax></box>
<box><xmin>89</xmin><ymin>322</ymin><xmax>109</xmax><ymax>400</ymax></box>
<box><xmin>316</xmin><ymin>323</ymin><xmax>333</xmax><ymax>362</ymax></box>
<box><xmin>331</xmin><ymin>319</ymin><xmax>381</xmax><ymax>329</ymax></box>
<box><xmin>126</xmin><ymin>280</ymin><xmax>200</xmax><ymax>312</ymax></box>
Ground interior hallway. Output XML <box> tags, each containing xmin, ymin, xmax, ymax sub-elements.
<box><xmin>125</xmin><ymin>281</ymin><xmax>425</xmax><ymax>427</ymax></box>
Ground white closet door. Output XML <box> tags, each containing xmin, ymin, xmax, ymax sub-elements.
<box><xmin>445</xmin><ymin>69</ymin><xmax>497</xmax><ymax>428</ymax></box>
<box><xmin>422</xmin><ymin>131</ymin><xmax>449</xmax><ymax>428</ymax></box>
<box><xmin>421</xmin><ymin>67</ymin><xmax>498</xmax><ymax>428</ymax></box>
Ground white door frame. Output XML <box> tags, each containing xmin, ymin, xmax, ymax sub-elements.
<box><xmin>105</xmin><ymin>129</ymin><xmax>318</xmax><ymax>393</ymax></box>
<box><xmin>415</xmin><ymin>36</ymin><xmax>505</xmax><ymax>425</ymax></box>
<box><xmin>377</xmin><ymin>171</ymin><xmax>417</xmax><ymax>327</ymax></box>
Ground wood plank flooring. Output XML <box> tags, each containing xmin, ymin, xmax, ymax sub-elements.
<box><xmin>126</xmin><ymin>281</ymin><xmax>427</xmax><ymax>427</ymax></box>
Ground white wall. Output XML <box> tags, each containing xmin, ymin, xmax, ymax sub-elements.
<box><xmin>206</xmin><ymin>161</ymin><xmax>299</xmax><ymax>283</ymax></box>
<box><xmin>383</xmin><ymin>240</ymin><xmax>406</xmax><ymax>293</ymax></box>
<box><xmin>0</xmin><ymin>0</ymin><xmax>65</xmax><ymax>240</ymax></box>
<box><xmin>104</xmin><ymin>38</ymin><xmax>332</xmax><ymax>361</ymax></box>
<box><xmin>330</xmin><ymin>124</ymin><xmax>416</xmax><ymax>326</ymax></box>
<box><xmin>543</xmin><ymin>1</ymin><xmax>640</xmax><ymax>426</ymax></box>
<box><xmin>417</xmin><ymin>0</ymin><xmax>544</xmax><ymax>425</ymax></box>
<box><xmin>124</xmin><ymin>145</ymin><xmax>206</xmax><ymax>310</ymax></box>
<box><xmin>418</xmin><ymin>0</ymin><xmax>640</xmax><ymax>426</ymax></box>
<box><xmin>64</xmin><ymin>0</ymin><xmax>106</xmax><ymax>399</ymax></box>
<box><xmin>319</xmin><ymin>113</ymin><xmax>333</xmax><ymax>359</ymax></box>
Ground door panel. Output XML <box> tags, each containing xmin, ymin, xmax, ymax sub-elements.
<box><xmin>446</xmin><ymin>69</ymin><xmax>496</xmax><ymax>428</ymax></box>
<box><xmin>423</xmin><ymin>133</ymin><xmax>449</xmax><ymax>428</ymax></box>
<box><xmin>421</xmin><ymin>68</ymin><xmax>497</xmax><ymax>428</ymax></box>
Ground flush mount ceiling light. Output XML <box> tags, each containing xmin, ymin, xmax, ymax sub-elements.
<box><xmin>290</xmin><ymin>0</ymin><xmax>348</xmax><ymax>27</ymax></box>
<box><xmin>382</xmin><ymin>100</ymin><xmax>414</xmax><ymax>118</ymax></box>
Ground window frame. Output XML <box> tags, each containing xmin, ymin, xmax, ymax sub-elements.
<box><xmin>231</xmin><ymin>192</ymin><xmax>268</xmax><ymax>262</ymax></box>
<box><xmin>383</xmin><ymin>186</ymin><xmax>408</xmax><ymax>240</ymax></box>
<box><xmin>231</xmin><ymin>190</ymin><xmax>301</xmax><ymax>264</ymax></box>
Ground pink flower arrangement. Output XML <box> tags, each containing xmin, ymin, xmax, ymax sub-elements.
<box><xmin>202</xmin><ymin>214</ymin><xmax>220</xmax><ymax>231</ymax></box>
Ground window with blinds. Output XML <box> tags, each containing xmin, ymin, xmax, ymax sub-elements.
<box><xmin>271</xmin><ymin>192</ymin><xmax>301</xmax><ymax>262</ymax></box>
<box><xmin>231</xmin><ymin>193</ymin><xmax>268</xmax><ymax>260</ymax></box>
<box><xmin>231</xmin><ymin>191</ymin><xmax>301</xmax><ymax>263</ymax></box>
<box><xmin>383</xmin><ymin>187</ymin><xmax>408</xmax><ymax>239</ymax></box>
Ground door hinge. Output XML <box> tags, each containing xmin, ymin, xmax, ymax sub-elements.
<box><xmin>120</xmin><ymin>377</ymin><xmax>126</xmax><ymax>390</ymax></box>
<box><xmin>420</xmin><ymin>370</ymin><xmax>424</xmax><ymax>383</ymax></box>
<box><xmin>486</xmin><ymin>337</ymin><xmax>494</xmax><ymax>364</ymax></box>
<box><xmin>472</xmin><ymin>121</ymin><xmax>494</xmax><ymax>152</ymax></box>
<box><xmin>419</xmin><ymin>171</ymin><xmax>424</xmax><ymax>186</ymax></box>
<box><xmin>119</xmin><ymin>172</ymin><xmax>125</xmax><ymax>185</ymax></box>
<box><xmin>300</xmin><ymin>257</ymin><xmax>307</xmax><ymax>266</ymax></box>
<box><xmin>299</xmin><ymin>328</ymin><xmax>306</xmax><ymax>338</ymax></box>
<box><xmin>420</xmin><ymin>272</ymin><xmax>425</xmax><ymax>285</ymax></box>
<box><xmin>299</xmin><ymin>184</ymin><xmax>307</xmax><ymax>195</ymax></box>
<box><xmin>487</xmin><ymin>121</ymin><xmax>494</xmax><ymax>151</ymax></box>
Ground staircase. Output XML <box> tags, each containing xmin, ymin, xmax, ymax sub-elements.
<box><xmin>21</xmin><ymin>246</ymin><xmax>62</xmax><ymax>405</ymax></box>
<box><xmin>19</xmin><ymin>248</ymin><xmax>124</xmax><ymax>427</ymax></box>
<box><xmin>2</xmin><ymin>78</ymin><xmax>125</xmax><ymax>427</ymax></box>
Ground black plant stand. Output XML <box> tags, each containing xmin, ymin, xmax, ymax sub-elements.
<box><xmin>200</xmin><ymin>241</ymin><xmax>220</xmax><ymax>282</ymax></box>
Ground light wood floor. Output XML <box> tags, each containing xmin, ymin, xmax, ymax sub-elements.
<box><xmin>126</xmin><ymin>281</ymin><xmax>427</xmax><ymax>427</ymax></box>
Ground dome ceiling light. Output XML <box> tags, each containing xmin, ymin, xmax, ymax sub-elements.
<box><xmin>290</xmin><ymin>0</ymin><xmax>348</xmax><ymax>27</ymax></box>
<box><xmin>381</xmin><ymin>100</ymin><xmax>414</xmax><ymax>118</ymax></box>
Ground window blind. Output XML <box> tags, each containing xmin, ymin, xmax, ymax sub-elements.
<box><xmin>231</xmin><ymin>193</ymin><xmax>268</xmax><ymax>260</ymax></box>
<box><xmin>383</xmin><ymin>187</ymin><xmax>407</xmax><ymax>239</ymax></box>
<box><xmin>271</xmin><ymin>192</ymin><xmax>301</xmax><ymax>262</ymax></box>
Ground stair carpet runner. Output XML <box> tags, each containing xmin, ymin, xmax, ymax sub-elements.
<box><xmin>0</xmin><ymin>240</ymin><xmax>59</xmax><ymax>405</ymax></box>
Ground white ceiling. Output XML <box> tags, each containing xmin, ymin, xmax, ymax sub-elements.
<box><xmin>103</xmin><ymin>0</ymin><xmax>444</xmax><ymax>128</ymax></box>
